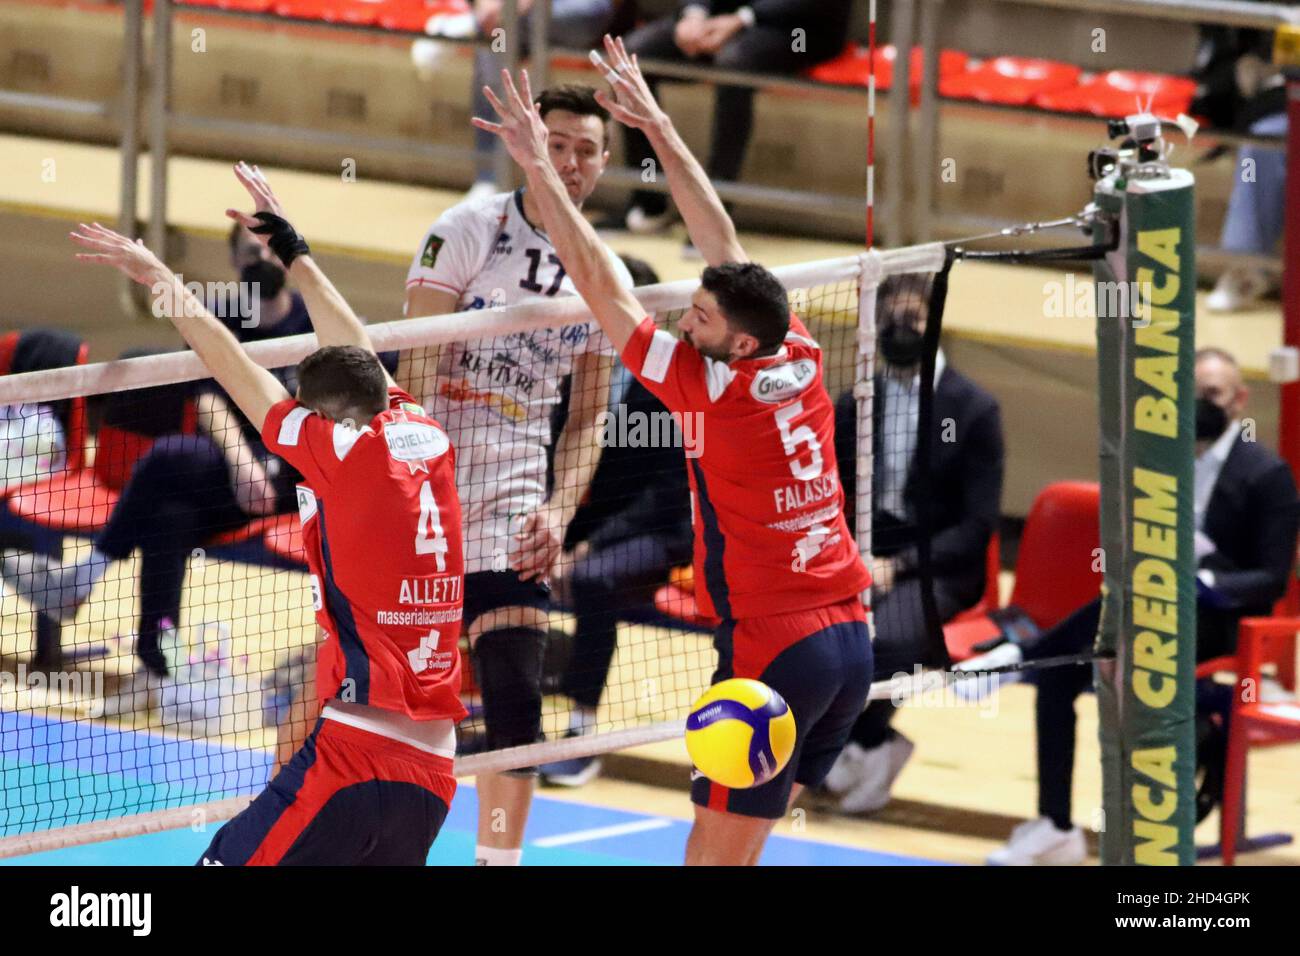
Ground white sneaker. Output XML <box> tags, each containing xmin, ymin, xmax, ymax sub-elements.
<box><xmin>823</xmin><ymin>741</ymin><xmax>869</xmax><ymax>795</ymax></box>
<box><xmin>952</xmin><ymin>641</ymin><xmax>1024</xmax><ymax>701</ymax></box>
<box><xmin>625</xmin><ymin>204</ymin><xmax>675</xmax><ymax>235</ymax></box>
<box><xmin>839</xmin><ymin>733</ymin><xmax>915</xmax><ymax>814</ymax></box>
<box><xmin>987</xmin><ymin>817</ymin><xmax>1086</xmax><ymax>865</ymax></box>
<box><xmin>1205</xmin><ymin>266</ymin><xmax>1270</xmax><ymax>313</ymax></box>
<box><xmin>1</xmin><ymin>550</ymin><xmax>80</xmax><ymax>624</ymax></box>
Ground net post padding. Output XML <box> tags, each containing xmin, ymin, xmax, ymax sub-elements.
<box><xmin>1092</xmin><ymin>170</ymin><xmax>1197</xmax><ymax>866</ymax></box>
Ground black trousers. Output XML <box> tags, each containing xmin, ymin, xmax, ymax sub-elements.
<box><xmin>849</xmin><ymin>576</ymin><xmax>966</xmax><ymax>750</ymax></box>
<box><xmin>621</xmin><ymin>17</ymin><xmax>836</xmax><ymax>213</ymax></box>
<box><xmin>94</xmin><ymin>435</ymin><xmax>250</xmax><ymax>670</ymax></box>
<box><xmin>560</xmin><ymin>532</ymin><xmax>683</xmax><ymax>709</ymax></box>
<box><xmin>1031</xmin><ymin>595</ymin><xmax>1236</xmax><ymax>829</ymax></box>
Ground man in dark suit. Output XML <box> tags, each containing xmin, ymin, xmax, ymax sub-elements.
<box><xmin>826</xmin><ymin>275</ymin><xmax>1005</xmax><ymax>813</ymax></box>
<box><xmin>980</xmin><ymin>346</ymin><xmax>1300</xmax><ymax>865</ymax></box>
<box><xmin>617</xmin><ymin>0</ymin><xmax>852</xmax><ymax>235</ymax></box>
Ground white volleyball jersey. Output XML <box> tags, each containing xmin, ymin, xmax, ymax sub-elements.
<box><xmin>404</xmin><ymin>188</ymin><xmax>632</xmax><ymax>572</ymax></box>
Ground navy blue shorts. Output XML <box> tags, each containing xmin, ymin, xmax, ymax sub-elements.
<box><xmin>691</xmin><ymin>599</ymin><xmax>874</xmax><ymax>820</ymax></box>
<box><xmin>462</xmin><ymin>570</ymin><xmax>552</xmax><ymax>627</ymax></box>
<box><xmin>197</xmin><ymin>718</ymin><xmax>455</xmax><ymax>866</ymax></box>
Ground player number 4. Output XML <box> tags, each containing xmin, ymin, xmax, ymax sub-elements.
<box><xmin>415</xmin><ymin>480</ymin><xmax>449</xmax><ymax>571</ymax></box>
<box><xmin>774</xmin><ymin>401</ymin><xmax>823</xmax><ymax>481</ymax></box>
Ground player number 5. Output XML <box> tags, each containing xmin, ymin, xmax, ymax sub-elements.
<box><xmin>774</xmin><ymin>401</ymin><xmax>823</xmax><ymax>481</ymax></box>
<box><xmin>416</xmin><ymin>480</ymin><xmax>449</xmax><ymax>571</ymax></box>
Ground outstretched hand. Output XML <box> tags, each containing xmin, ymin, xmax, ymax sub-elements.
<box><xmin>226</xmin><ymin>161</ymin><xmax>289</xmax><ymax>244</ymax></box>
<box><xmin>510</xmin><ymin>508</ymin><xmax>563</xmax><ymax>583</ymax></box>
<box><xmin>69</xmin><ymin>222</ymin><xmax>171</xmax><ymax>287</ymax></box>
<box><xmin>471</xmin><ymin>68</ymin><xmax>550</xmax><ymax>170</ymax></box>
<box><xmin>590</xmin><ymin>34</ymin><xmax>668</xmax><ymax>133</ymax></box>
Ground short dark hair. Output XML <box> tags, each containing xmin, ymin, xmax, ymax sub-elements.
<box><xmin>296</xmin><ymin>345</ymin><xmax>388</xmax><ymax>419</ymax></box>
<box><xmin>535</xmin><ymin>84</ymin><xmax>610</xmax><ymax>147</ymax></box>
<box><xmin>700</xmin><ymin>262</ymin><xmax>790</xmax><ymax>353</ymax></box>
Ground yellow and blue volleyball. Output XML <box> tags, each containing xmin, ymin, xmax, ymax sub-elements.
<box><xmin>685</xmin><ymin>678</ymin><xmax>797</xmax><ymax>789</ymax></box>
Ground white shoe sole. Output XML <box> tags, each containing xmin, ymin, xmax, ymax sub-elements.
<box><xmin>542</xmin><ymin>759</ymin><xmax>602</xmax><ymax>788</ymax></box>
<box><xmin>839</xmin><ymin>736</ymin><xmax>915</xmax><ymax>814</ymax></box>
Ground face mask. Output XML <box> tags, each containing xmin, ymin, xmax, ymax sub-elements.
<box><xmin>240</xmin><ymin>260</ymin><xmax>286</xmax><ymax>304</ymax></box>
<box><xmin>880</xmin><ymin>324</ymin><xmax>925</xmax><ymax>368</ymax></box>
<box><xmin>1195</xmin><ymin>396</ymin><xmax>1229</xmax><ymax>441</ymax></box>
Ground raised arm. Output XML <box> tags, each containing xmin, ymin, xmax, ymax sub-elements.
<box><xmin>227</xmin><ymin>162</ymin><xmax>396</xmax><ymax>388</ymax></box>
<box><xmin>592</xmin><ymin>35</ymin><xmax>747</xmax><ymax>267</ymax></box>
<box><xmin>70</xmin><ymin>223</ymin><xmax>289</xmax><ymax>431</ymax></box>
<box><xmin>474</xmin><ymin>69</ymin><xmax>645</xmax><ymax>352</ymax></box>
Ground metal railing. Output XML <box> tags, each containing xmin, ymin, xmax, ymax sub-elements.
<box><xmin>0</xmin><ymin>0</ymin><xmax>1295</xmax><ymax>320</ymax></box>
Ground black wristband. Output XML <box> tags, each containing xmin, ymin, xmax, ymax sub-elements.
<box><xmin>250</xmin><ymin>211</ymin><xmax>311</xmax><ymax>268</ymax></box>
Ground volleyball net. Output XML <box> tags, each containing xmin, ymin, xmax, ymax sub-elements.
<box><xmin>0</xmin><ymin>245</ymin><xmax>956</xmax><ymax>855</ymax></box>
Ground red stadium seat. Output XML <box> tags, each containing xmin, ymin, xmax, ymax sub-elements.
<box><xmin>377</xmin><ymin>0</ymin><xmax>471</xmax><ymax>33</ymax></box>
<box><xmin>654</xmin><ymin>566</ymin><xmax>721</xmax><ymax>629</ymax></box>
<box><xmin>946</xmin><ymin>530</ymin><xmax>1001</xmax><ymax>626</ymax></box>
<box><xmin>944</xmin><ymin>482</ymin><xmax>1100</xmax><ymax>661</ymax></box>
<box><xmin>175</xmin><ymin>0</ymin><xmax>276</xmax><ymax>12</ymax></box>
<box><xmin>1034</xmin><ymin>70</ymin><xmax>1196</xmax><ymax>118</ymax></box>
<box><xmin>1215</xmin><ymin>616</ymin><xmax>1300</xmax><ymax>864</ymax></box>
<box><xmin>940</xmin><ymin>56</ymin><xmax>1082</xmax><ymax>106</ymax></box>
<box><xmin>274</xmin><ymin>0</ymin><xmax>388</xmax><ymax>25</ymax></box>
<box><xmin>805</xmin><ymin>43</ymin><xmax>968</xmax><ymax>99</ymax></box>
<box><xmin>0</xmin><ymin>332</ymin><xmax>18</xmax><ymax>377</ymax></box>
<box><xmin>6</xmin><ymin>468</ymin><xmax>119</xmax><ymax>533</ymax></box>
<box><xmin>259</xmin><ymin>512</ymin><xmax>306</xmax><ymax>564</ymax></box>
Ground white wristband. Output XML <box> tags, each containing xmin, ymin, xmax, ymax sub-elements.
<box><xmin>737</xmin><ymin>6</ymin><xmax>756</xmax><ymax>27</ymax></box>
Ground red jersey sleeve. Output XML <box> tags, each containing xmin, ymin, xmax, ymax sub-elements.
<box><xmin>386</xmin><ymin>385</ymin><xmax>422</xmax><ymax>412</ymax></box>
<box><xmin>260</xmin><ymin>399</ymin><xmax>354</xmax><ymax>490</ymax></box>
<box><xmin>785</xmin><ymin>311</ymin><xmax>819</xmax><ymax>347</ymax></box>
<box><xmin>620</xmin><ymin>317</ymin><xmax>723</xmax><ymax>411</ymax></box>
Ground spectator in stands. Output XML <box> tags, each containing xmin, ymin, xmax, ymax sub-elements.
<box><xmin>825</xmin><ymin>275</ymin><xmax>1005</xmax><ymax>814</ymax></box>
<box><xmin>616</xmin><ymin>0</ymin><xmax>851</xmax><ymax>237</ymax></box>
<box><xmin>1</xmin><ymin>235</ymin><xmax>321</xmax><ymax>676</ymax></box>
<box><xmin>1192</xmin><ymin>24</ymin><xmax>1288</xmax><ymax>311</ymax></box>
<box><xmin>467</xmin><ymin>0</ymin><xmax>624</xmax><ymax>198</ymax></box>
<box><xmin>539</xmin><ymin>255</ymin><xmax>694</xmax><ymax>787</ymax></box>
<box><xmin>974</xmin><ymin>347</ymin><xmax>1299</xmax><ymax>865</ymax></box>
<box><xmin>0</xmin><ymin>402</ymin><xmax>63</xmax><ymax>489</ymax></box>
<box><xmin>0</xmin><ymin>328</ymin><xmax>82</xmax><ymax>489</ymax></box>
<box><xmin>1</xmin><ymin>349</ymin><xmax>277</xmax><ymax>677</ymax></box>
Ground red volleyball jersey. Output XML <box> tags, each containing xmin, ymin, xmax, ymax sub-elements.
<box><xmin>621</xmin><ymin>313</ymin><xmax>870</xmax><ymax>621</ymax></box>
<box><xmin>261</xmin><ymin>386</ymin><xmax>467</xmax><ymax>722</ymax></box>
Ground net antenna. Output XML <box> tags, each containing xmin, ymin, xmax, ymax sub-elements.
<box><xmin>866</xmin><ymin>0</ymin><xmax>877</xmax><ymax>250</ymax></box>
<box><xmin>944</xmin><ymin>112</ymin><xmax>1199</xmax><ymax>264</ymax></box>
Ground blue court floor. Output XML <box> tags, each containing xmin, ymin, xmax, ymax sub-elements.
<box><xmin>1</xmin><ymin>711</ymin><xmax>939</xmax><ymax>866</ymax></box>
